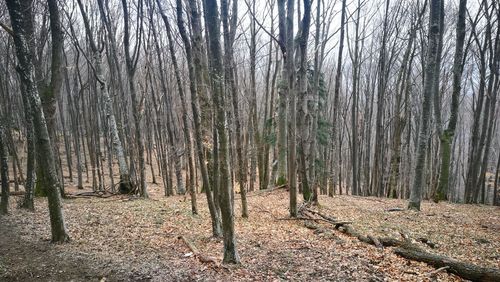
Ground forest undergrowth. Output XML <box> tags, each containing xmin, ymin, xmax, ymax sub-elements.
<box><xmin>1</xmin><ymin>183</ymin><xmax>499</xmax><ymax>281</ymax></box>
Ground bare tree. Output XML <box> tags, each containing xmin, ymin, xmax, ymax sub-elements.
<box><xmin>435</xmin><ymin>0</ymin><xmax>467</xmax><ymax>202</ymax></box>
<box><xmin>121</xmin><ymin>0</ymin><xmax>147</xmax><ymax>197</ymax></box>
<box><xmin>76</xmin><ymin>0</ymin><xmax>133</xmax><ymax>194</ymax></box>
<box><xmin>204</xmin><ymin>0</ymin><xmax>240</xmax><ymax>263</ymax></box>
<box><xmin>6</xmin><ymin>0</ymin><xmax>69</xmax><ymax>242</ymax></box>
<box><xmin>176</xmin><ymin>0</ymin><xmax>222</xmax><ymax>236</ymax></box>
<box><xmin>409</xmin><ymin>0</ymin><xmax>444</xmax><ymax>210</ymax></box>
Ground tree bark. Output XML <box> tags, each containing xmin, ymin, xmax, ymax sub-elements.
<box><xmin>77</xmin><ymin>0</ymin><xmax>133</xmax><ymax>194</ymax></box>
<box><xmin>435</xmin><ymin>0</ymin><xmax>467</xmax><ymax>202</ymax></box>
<box><xmin>204</xmin><ymin>0</ymin><xmax>240</xmax><ymax>263</ymax></box>
<box><xmin>177</xmin><ymin>0</ymin><xmax>221</xmax><ymax>236</ymax></box>
<box><xmin>121</xmin><ymin>0</ymin><xmax>147</xmax><ymax>198</ymax></box>
<box><xmin>6</xmin><ymin>0</ymin><xmax>70</xmax><ymax>242</ymax></box>
<box><xmin>395</xmin><ymin>247</ymin><xmax>500</xmax><ymax>281</ymax></box>
<box><xmin>297</xmin><ymin>0</ymin><xmax>312</xmax><ymax>202</ymax></box>
<box><xmin>0</xmin><ymin>124</ymin><xmax>8</xmax><ymax>215</ymax></box>
<box><xmin>409</xmin><ymin>0</ymin><xmax>443</xmax><ymax>210</ymax></box>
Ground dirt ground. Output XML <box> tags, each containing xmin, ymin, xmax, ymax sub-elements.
<box><xmin>1</xmin><ymin>182</ymin><xmax>499</xmax><ymax>281</ymax></box>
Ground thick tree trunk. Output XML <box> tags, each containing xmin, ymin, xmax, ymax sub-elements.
<box><xmin>409</xmin><ymin>0</ymin><xmax>443</xmax><ymax>210</ymax></box>
<box><xmin>297</xmin><ymin>0</ymin><xmax>312</xmax><ymax>202</ymax></box>
<box><xmin>7</xmin><ymin>0</ymin><xmax>69</xmax><ymax>242</ymax></box>
<box><xmin>205</xmin><ymin>0</ymin><xmax>240</xmax><ymax>263</ymax></box>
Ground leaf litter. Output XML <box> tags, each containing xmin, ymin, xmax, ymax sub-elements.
<box><xmin>1</xmin><ymin>184</ymin><xmax>498</xmax><ymax>281</ymax></box>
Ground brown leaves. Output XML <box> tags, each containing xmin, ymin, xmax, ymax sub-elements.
<box><xmin>2</xmin><ymin>185</ymin><xmax>498</xmax><ymax>281</ymax></box>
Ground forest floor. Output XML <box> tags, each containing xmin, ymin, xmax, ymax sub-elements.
<box><xmin>1</xmin><ymin>183</ymin><xmax>499</xmax><ymax>281</ymax></box>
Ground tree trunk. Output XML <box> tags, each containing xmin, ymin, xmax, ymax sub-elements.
<box><xmin>19</xmin><ymin>83</ymin><xmax>35</xmax><ymax>210</ymax></box>
<box><xmin>156</xmin><ymin>0</ymin><xmax>197</xmax><ymax>213</ymax></box>
<box><xmin>77</xmin><ymin>0</ymin><xmax>133</xmax><ymax>194</ymax></box>
<box><xmin>205</xmin><ymin>0</ymin><xmax>240</xmax><ymax>263</ymax></box>
<box><xmin>0</xmin><ymin>124</ymin><xmax>8</xmax><ymax>215</ymax></box>
<box><xmin>177</xmin><ymin>0</ymin><xmax>221</xmax><ymax>236</ymax></box>
<box><xmin>436</xmin><ymin>0</ymin><xmax>470</xmax><ymax>202</ymax></box>
<box><xmin>297</xmin><ymin>0</ymin><xmax>312</xmax><ymax>202</ymax></box>
<box><xmin>409</xmin><ymin>0</ymin><xmax>443</xmax><ymax>211</ymax></box>
<box><xmin>121</xmin><ymin>0</ymin><xmax>147</xmax><ymax>198</ymax></box>
<box><xmin>7</xmin><ymin>0</ymin><xmax>70</xmax><ymax>242</ymax></box>
<box><xmin>494</xmin><ymin>151</ymin><xmax>500</xmax><ymax>206</ymax></box>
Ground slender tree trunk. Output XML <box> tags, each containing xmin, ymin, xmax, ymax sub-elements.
<box><xmin>177</xmin><ymin>0</ymin><xmax>221</xmax><ymax>236</ymax></box>
<box><xmin>330</xmin><ymin>0</ymin><xmax>346</xmax><ymax>197</ymax></box>
<box><xmin>0</xmin><ymin>124</ymin><xmax>8</xmax><ymax>215</ymax></box>
<box><xmin>20</xmin><ymin>83</ymin><xmax>35</xmax><ymax>210</ymax></box>
<box><xmin>278</xmin><ymin>0</ymin><xmax>298</xmax><ymax>216</ymax></box>
<box><xmin>388</xmin><ymin>5</ymin><xmax>422</xmax><ymax>197</ymax></box>
<box><xmin>156</xmin><ymin>0</ymin><xmax>197</xmax><ymax>213</ymax></box>
<box><xmin>371</xmin><ymin>0</ymin><xmax>390</xmax><ymax>198</ymax></box>
<box><xmin>77</xmin><ymin>0</ymin><xmax>133</xmax><ymax>194</ymax></box>
<box><xmin>221</xmin><ymin>0</ymin><xmax>248</xmax><ymax>218</ymax></box>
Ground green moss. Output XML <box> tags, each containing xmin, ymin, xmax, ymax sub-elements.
<box><xmin>435</xmin><ymin>132</ymin><xmax>452</xmax><ymax>203</ymax></box>
<box><xmin>276</xmin><ymin>175</ymin><xmax>287</xmax><ymax>186</ymax></box>
<box><xmin>34</xmin><ymin>172</ymin><xmax>47</xmax><ymax>197</ymax></box>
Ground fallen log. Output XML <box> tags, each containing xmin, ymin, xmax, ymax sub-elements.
<box><xmin>178</xmin><ymin>236</ymin><xmax>218</xmax><ymax>265</ymax></box>
<box><xmin>303</xmin><ymin>208</ymin><xmax>338</xmax><ymax>222</ymax></box>
<box><xmin>368</xmin><ymin>235</ymin><xmax>383</xmax><ymax>249</ymax></box>
<box><xmin>277</xmin><ymin>216</ymin><xmax>352</xmax><ymax>226</ymax></box>
<box><xmin>179</xmin><ymin>235</ymin><xmax>199</xmax><ymax>254</ymax></box>
<box><xmin>297</xmin><ymin>206</ymin><xmax>500</xmax><ymax>281</ymax></box>
<box><xmin>395</xmin><ymin>246</ymin><xmax>500</xmax><ymax>282</ymax></box>
<box><xmin>336</xmin><ymin>225</ymin><xmax>404</xmax><ymax>248</ymax></box>
<box><xmin>417</xmin><ymin>237</ymin><xmax>438</xmax><ymax>249</ymax></box>
<box><xmin>66</xmin><ymin>191</ymin><xmax>116</xmax><ymax>199</ymax></box>
<box><xmin>386</xmin><ymin>207</ymin><xmax>405</xmax><ymax>212</ymax></box>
